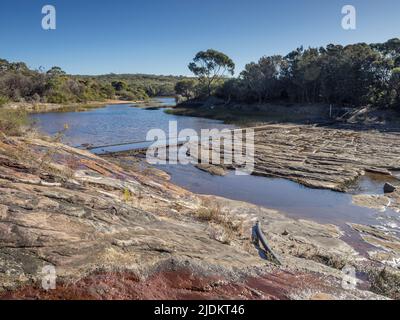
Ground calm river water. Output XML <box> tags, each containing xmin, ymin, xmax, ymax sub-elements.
<box><xmin>31</xmin><ymin>98</ymin><xmax>235</xmax><ymax>149</ymax></box>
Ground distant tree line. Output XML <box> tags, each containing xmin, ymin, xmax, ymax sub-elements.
<box><xmin>84</xmin><ymin>74</ymin><xmax>191</xmax><ymax>99</ymax></box>
<box><xmin>0</xmin><ymin>60</ymin><xmax>190</xmax><ymax>105</ymax></box>
<box><xmin>176</xmin><ymin>39</ymin><xmax>400</xmax><ymax>109</ymax></box>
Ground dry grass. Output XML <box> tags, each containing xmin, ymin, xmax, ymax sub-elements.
<box><xmin>0</xmin><ymin>120</ymin><xmax>77</xmax><ymax>182</ymax></box>
<box><xmin>369</xmin><ymin>268</ymin><xmax>400</xmax><ymax>300</ymax></box>
<box><xmin>0</xmin><ymin>108</ymin><xmax>30</xmax><ymax>136</ymax></box>
<box><xmin>0</xmin><ymin>133</ymin><xmax>39</xmax><ymax>170</ymax></box>
<box><xmin>36</xmin><ymin>125</ymin><xmax>70</xmax><ymax>174</ymax></box>
<box><xmin>195</xmin><ymin>200</ymin><xmax>244</xmax><ymax>245</ymax></box>
<box><xmin>290</xmin><ymin>244</ymin><xmax>349</xmax><ymax>270</ymax></box>
<box><xmin>0</xmin><ymin>96</ymin><xmax>9</xmax><ymax>106</ymax></box>
<box><xmin>64</xmin><ymin>155</ymin><xmax>81</xmax><ymax>171</ymax></box>
<box><xmin>305</xmin><ymin>252</ymin><xmax>348</xmax><ymax>270</ymax></box>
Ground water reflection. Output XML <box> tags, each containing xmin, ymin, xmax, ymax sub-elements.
<box><xmin>158</xmin><ymin>163</ymin><xmax>400</xmax><ymax>234</ymax></box>
<box><xmin>31</xmin><ymin>98</ymin><xmax>235</xmax><ymax>148</ymax></box>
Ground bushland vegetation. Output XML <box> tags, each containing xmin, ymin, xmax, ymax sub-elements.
<box><xmin>176</xmin><ymin>39</ymin><xmax>400</xmax><ymax>110</ymax></box>
<box><xmin>0</xmin><ymin>59</ymin><xmax>191</xmax><ymax>105</ymax></box>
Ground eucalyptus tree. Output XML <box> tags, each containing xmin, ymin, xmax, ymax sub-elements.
<box><xmin>188</xmin><ymin>49</ymin><xmax>235</xmax><ymax>96</ymax></box>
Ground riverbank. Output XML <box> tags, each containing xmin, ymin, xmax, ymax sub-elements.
<box><xmin>169</xmin><ymin>99</ymin><xmax>400</xmax><ymax>131</ymax></box>
<box><xmin>128</xmin><ymin>97</ymin><xmax>176</xmax><ymax>110</ymax></box>
<box><xmin>2</xmin><ymin>99</ymin><xmax>145</xmax><ymax>113</ymax></box>
<box><xmin>0</xmin><ymin>133</ymin><xmax>395</xmax><ymax>300</ymax></box>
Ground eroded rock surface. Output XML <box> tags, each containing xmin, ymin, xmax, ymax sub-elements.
<box><xmin>349</xmin><ymin>223</ymin><xmax>400</xmax><ymax>268</ymax></box>
<box><xmin>352</xmin><ymin>195</ymin><xmax>391</xmax><ymax>212</ymax></box>
<box><xmin>0</xmin><ymin>135</ymin><xmax>388</xmax><ymax>299</ymax></box>
<box><xmin>194</xmin><ymin>124</ymin><xmax>400</xmax><ymax>191</ymax></box>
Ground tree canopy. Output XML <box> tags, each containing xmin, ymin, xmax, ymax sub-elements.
<box><xmin>0</xmin><ymin>60</ymin><xmax>192</xmax><ymax>105</ymax></box>
<box><xmin>188</xmin><ymin>49</ymin><xmax>235</xmax><ymax>96</ymax></box>
<box><xmin>210</xmin><ymin>39</ymin><xmax>400</xmax><ymax>110</ymax></box>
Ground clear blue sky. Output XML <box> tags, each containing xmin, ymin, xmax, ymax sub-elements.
<box><xmin>1</xmin><ymin>0</ymin><xmax>399</xmax><ymax>75</ymax></box>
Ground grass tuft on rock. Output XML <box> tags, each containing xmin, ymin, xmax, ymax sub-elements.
<box><xmin>369</xmin><ymin>268</ymin><xmax>400</xmax><ymax>300</ymax></box>
<box><xmin>195</xmin><ymin>200</ymin><xmax>244</xmax><ymax>245</ymax></box>
<box><xmin>0</xmin><ymin>108</ymin><xmax>30</xmax><ymax>136</ymax></box>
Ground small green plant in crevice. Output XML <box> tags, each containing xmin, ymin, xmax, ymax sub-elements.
<box><xmin>123</xmin><ymin>188</ymin><xmax>132</xmax><ymax>203</ymax></box>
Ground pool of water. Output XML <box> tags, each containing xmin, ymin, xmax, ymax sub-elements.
<box><xmin>157</xmin><ymin>163</ymin><xmax>399</xmax><ymax>230</ymax></box>
<box><xmin>31</xmin><ymin>98</ymin><xmax>235</xmax><ymax>149</ymax></box>
<box><xmin>352</xmin><ymin>173</ymin><xmax>400</xmax><ymax>195</ymax></box>
<box><xmin>156</xmin><ymin>162</ymin><xmax>400</xmax><ymax>254</ymax></box>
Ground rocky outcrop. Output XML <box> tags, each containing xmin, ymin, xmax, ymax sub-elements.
<box><xmin>193</xmin><ymin>124</ymin><xmax>400</xmax><ymax>192</ymax></box>
<box><xmin>0</xmin><ymin>266</ymin><xmax>380</xmax><ymax>300</ymax></box>
<box><xmin>195</xmin><ymin>163</ymin><xmax>227</xmax><ymax>176</ymax></box>
<box><xmin>0</xmin><ymin>134</ymin><xmax>387</xmax><ymax>299</ymax></box>
<box><xmin>352</xmin><ymin>195</ymin><xmax>391</xmax><ymax>212</ymax></box>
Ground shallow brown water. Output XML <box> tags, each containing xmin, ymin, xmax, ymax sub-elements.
<box><xmin>157</xmin><ymin>163</ymin><xmax>400</xmax><ymax>254</ymax></box>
